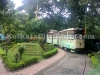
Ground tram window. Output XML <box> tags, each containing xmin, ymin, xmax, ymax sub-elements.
<box><xmin>71</xmin><ymin>34</ymin><xmax>74</xmax><ymax>39</ymax></box>
<box><xmin>54</xmin><ymin>35</ymin><xmax>55</xmax><ymax>39</ymax></box>
<box><xmin>75</xmin><ymin>34</ymin><xmax>82</xmax><ymax>39</ymax></box>
<box><xmin>65</xmin><ymin>35</ymin><xmax>67</xmax><ymax>39</ymax></box>
<box><xmin>68</xmin><ymin>35</ymin><xmax>70</xmax><ymax>39</ymax></box>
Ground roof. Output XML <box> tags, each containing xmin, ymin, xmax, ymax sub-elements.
<box><xmin>47</xmin><ymin>29</ymin><xmax>58</xmax><ymax>34</ymax></box>
<box><xmin>67</xmin><ymin>28</ymin><xmax>84</xmax><ymax>30</ymax></box>
<box><xmin>59</xmin><ymin>28</ymin><xmax>84</xmax><ymax>32</ymax></box>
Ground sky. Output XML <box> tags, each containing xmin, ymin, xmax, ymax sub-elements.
<box><xmin>12</xmin><ymin>0</ymin><xmax>23</xmax><ymax>8</ymax></box>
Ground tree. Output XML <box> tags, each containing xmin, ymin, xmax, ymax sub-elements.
<box><xmin>0</xmin><ymin>0</ymin><xmax>8</xmax><ymax>10</ymax></box>
<box><xmin>0</xmin><ymin>0</ymin><xmax>16</xmax><ymax>44</ymax></box>
<box><xmin>25</xmin><ymin>19</ymin><xmax>49</xmax><ymax>36</ymax></box>
<box><xmin>19</xmin><ymin>0</ymin><xmax>100</xmax><ymax>36</ymax></box>
<box><xmin>18</xmin><ymin>0</ymin><xmax>69</xmax><ymax>31</ymax></box>
<box><xmin>18</xmin><ymin>46</ymin><xmax>25</xmax><ymax>59</ymax></box>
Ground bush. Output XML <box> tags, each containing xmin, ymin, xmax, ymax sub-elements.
<box><xmin>43</xmin><ymin>44</ymin><xmax>55</xmax><ymax>51</ymax></box>
<box><xmin>91</xmin><ymin>56</ymin><xmax>98</xmax><ymax>68</ymax></box>
<box><xmin>42</xmin><ymin>48</ymin><xmax>58</xmax><ymax>58</ymax></box>
<box><xmin>88</xmin><ymin>54</ymin><xmax>91</xmax><ymax>58</ymax></box>
<box><xmin>87</xmin><ymin>52</ymin><xmax>100</xmax><ymax>75</ymax></box>
<box><xmin>2</xmin><ymin>56</ymin><xmax>7</xmax><ymax>60</ymax></box>
<box><xmin>0</xmin><ymin>48</ymin><xmax>5</xmax><ymax>56</ymax></box>
<box><xmin>18</xmin><ymin>46</ymin><xmax>25</xmax><ymax>59</ymax></box>
<box><xmin>23</xmin><ymin>56</ymin><xmax>38</xmax><ymax>66</ymax></box>
<box><xmin>2</xmin><ymin>56</ymin><xmax>38</xmax><ymax>71</ymax></box>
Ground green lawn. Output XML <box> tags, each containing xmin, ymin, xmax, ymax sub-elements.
<box><xmin>0</xmin><ymin>42</ymin><xmax>57</xmax><ymax>70</ymax></box>
<box><xmin>7</xmin><ymin>43</ymin><xmax>44</xmax><ymax>62</ymax></box>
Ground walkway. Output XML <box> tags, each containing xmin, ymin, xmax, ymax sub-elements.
<box><xmin>0</xmin><ymin>48</ymin><xmax>67</xmax><ymax>75</ymax></box>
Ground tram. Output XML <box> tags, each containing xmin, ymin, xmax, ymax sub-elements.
<box><xmin>46</xmin><ymin>28</ymin><xmax>85</xmax><ymax>52</ymax></box>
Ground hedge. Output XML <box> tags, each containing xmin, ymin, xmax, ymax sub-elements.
<box><xmin>43</xmin><ymin>44</ymin><xmax>55</xmax><ymax>51</ymax></box>
<box><xmin>42</xmin><ymin>48</ymin><xmax>58</xmax><ymax>58</ymax></box>
<box><xmin>87</xmin><ymin>52</ymin><xmax>100</xmax><ymax>75</ymax></box>
<box><xmin>2</xmin><ymin>56</ymin><xmax>38</xmax><ymax>71</ymax></box>
<box><xmin>10</xmin><ymin>43</ymin><xmax>20</xmax><ymax>51</ymax></box>
<box><xmin>91</xmin><ymin>56</ymin><xmax>98</xmax><ymax>68</ymax></box>
<box><xmin>0</xmin><ymin>48</ymin><xmax>5</xmax><ymax>56</ymax></box>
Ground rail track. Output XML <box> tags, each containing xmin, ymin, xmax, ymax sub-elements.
<box><xmin>43</xmin><ymin>50</ymin><xmax>87</xmax><ymax>75</ymax></box>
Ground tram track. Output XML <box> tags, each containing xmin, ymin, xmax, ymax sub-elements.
<box><xmin>81</xmin><ymin>55</ymin><xmax>86</xmax><ymax>75</ymax></box>
<box><xmin>44</xmin><ymin>50</ymin><xmax>87</xmax><ymax>75</ymax></box>
<box><xmin>46</xmin><ymin>52</ymin><xmax>70</xmax><ymax>75</ymax></box>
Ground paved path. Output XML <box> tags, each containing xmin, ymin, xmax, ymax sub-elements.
<box><xmin>35</xmin><ymin>53</ymin><xmax>93</xmax><ymax>75</ymax></box>
<box><xmin>0</xmin><ymin>58</ymin><xmax>7</xmax><ymax>74</ymax></box>
<box><xmin>0</xmin><ymin>48</ymin><xmax>66</xmax><ymax>75</ymax></box>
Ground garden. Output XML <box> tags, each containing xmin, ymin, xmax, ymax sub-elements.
<box><xmin>0</xmin><ymin>41</ymin><xmax>58</xmax><ymax>71</ymax></box>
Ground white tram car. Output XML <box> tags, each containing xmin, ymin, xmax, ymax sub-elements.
<box><xmin>46</xmin><ymin>28</ymin><xmax>85</xmax><ymax>52</ymax></box>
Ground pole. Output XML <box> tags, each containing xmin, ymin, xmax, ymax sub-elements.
<box><xmin>36</xmin><ymin>0</ymin><xmax>38</xmax><ymax>20</ymax></box>
<box><xmin>84</xmin><ymin>5</ymin><xmax>87</xmax><ymax>35</ymax></box>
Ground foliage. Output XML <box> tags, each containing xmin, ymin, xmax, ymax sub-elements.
<box><xmin>87</xmin><ymin>52</ymin><xmax>100</xmax><ymax>75</ymax></box>
<box><xmin>25</xmin><ymin>19</ymin><xmax>49</xmax><ymax>35</ymax></box>
<box><xmin>43</xmin><ymin>44</ymin><xmax>55</xmax><ymax>51</ymax></box>
<box><xmin>0</xmin><ymin>0</ymin><xmax>16</xmax><ymax>34</ymax></box>
<box><xmin>0</xmin><ymin>0</ymin><xmax>8</xmax><ymax>10</ymax></box>
<box><xmin>20</xmin><ymin>0</ymin><xmax>68</xmax><ymax>31</ymax></box>
<box><xmin>6</xmin><ymin>43</ymin><xmax>44</xmax><ymax>62</ymax></box>
<box><xmin>18</xmin><ymin>46</ymin><xmax>25</xmax><ymax>59</ymax></box>
<box><xmin>88</xmin><ymin>54</ymin><xmax>91</xmax><ymax>58</ymax></box>
<box><xmin>10</xmin><ymin>43</ymin><xmax>20</xmax><ymax>51</ymax></box>
<box><xmin>87</xmin><ymin>65</ymin><xmax>100</xmax><ymax>75</ymax></box>
<box><xmin>1</xmin><ymin>43</ymin><xmax>57</xmax><ymax>70</ymax></box>
<box><xmin>23</xmin><ymin>56</ymin><xmax>38</xmax><ymax>66</ymax></box>
<box><xmin>19</xmin><ymin>0</ymin><xmax>100</xmax><ymax>34</ymax></box>
<box><xmin>2</xmin><ymin>56</ymin><xmax>38</xmax><ymax>71</ymax></box>
<box><xmin>91</xmin><ymin>56</ymin><xmax>98</xmax><ymax>68</ymax></box>
<box><xmin>42</xmin><ymin>48</ymin><xmax>58</xmax><ymax>58</ymax></box>
<box><xmin>0</xmin><ymin>47</ymin><xmax>5</xmax><ymax>56</ymax></box>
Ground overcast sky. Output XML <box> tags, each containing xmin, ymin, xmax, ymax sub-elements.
<box><xmin>11</xmin><ymin>0</ymin><xmax>23</xmax><ymax>8</ymax></box>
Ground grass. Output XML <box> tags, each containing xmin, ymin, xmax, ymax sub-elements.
<box><xmin>1</xmin><ymin>42</ymin><xmax>58</xmax><ymax>70</ymax></box>
<box><xmin>7</xmin><ymin>43</ymin><xmax>44</xmax><ymax>62</ymax></box>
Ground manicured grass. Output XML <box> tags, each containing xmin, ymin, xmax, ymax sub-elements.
<box><xmin>7</xmin><ymin>43</ymin><xmax>44</xmax><ymax>62</ymax></box>
<box><xmin>1</xmin><ymin>43</ymin><xmax>58</xmax><ymax>70</ymax></box>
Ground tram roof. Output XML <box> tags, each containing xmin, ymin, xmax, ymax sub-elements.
<box><xmin>47</xmin><ymin>30</ymin><xmax>58</xmax><ymax>34</ymax></box>
<box><xmin>58</xmin><ymin>28</ymin><xmax>84</xmax><ymax>33</ymax></box>
<box><xmin>67</xmin><ymin>28</ymin><xmax>84</xmax><ymax>30</ymax></box>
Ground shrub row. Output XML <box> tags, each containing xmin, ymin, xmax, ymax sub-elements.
<box><xmin>10</xmin><ymin>43</ymin><xmax>20</xmax><ymax>51</ymax></box>
<box><xmin>42</xmin><ymin>48</ymin><xmax>58</xmax><ymax>58</ymax></box>
<box><xmin>0</xmin><ymin>48</ymin><xmax>5</xmax><ymax>56</ymax></box>
<box><xmin>43</xmin><ymin>44</ymin><xmax>55</xmax><ymax>51</ymax></box>
<box><xmin>91</xmin><ymin>56</ymin><xmax>98</xmax><ymax>68</ymax></box>
<box><xmin>87</xmin><ymin>52</ymin><xmax>100</xmax><ymax>75</ymax></box>
<box><xmin>88</xmin><ymin>53</ymin><xmax>98</xmax><ymax>68</ymax></box>
<box><xmin>2</xmin><ymin>56</ymin><xmax>38</xmax><ymax>71</ymax></box>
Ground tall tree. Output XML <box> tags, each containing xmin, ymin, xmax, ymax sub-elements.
<box><xmin>0</xmin><ymin>0</ymin><xmax>17</xmax><ymax>44</ymax></box>
<box><xmin>19</xmin><ymin>0</ymin><xmax>100</xmax><ymax>35</ymax></box>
